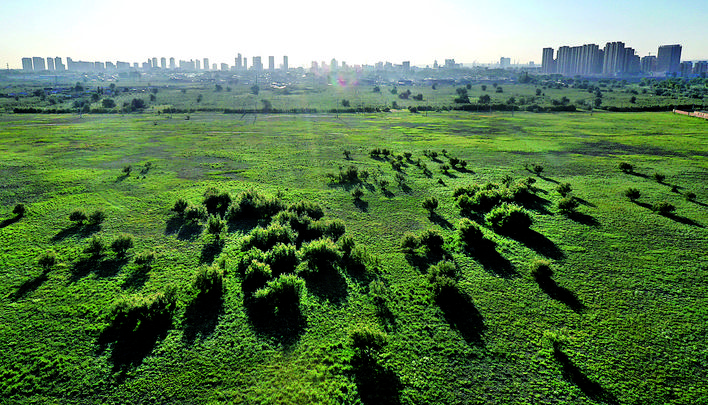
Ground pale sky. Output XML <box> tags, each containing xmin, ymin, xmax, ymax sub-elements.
<box><xmin>1</xmin><ymin>0</ymin><xmax>707</xmax><ymax>69</ymax></box>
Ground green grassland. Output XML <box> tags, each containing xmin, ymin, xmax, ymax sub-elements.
<box><xmin>0</xmin><ymin>111</ymin><xmax>707</xmax><ymax>404</ymax></box>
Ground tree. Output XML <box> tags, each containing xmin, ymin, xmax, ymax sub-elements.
<box><xmin>422</xmin><ymin>197</ymin><xmax>439</xmax><ymax>215</ymax></box>
<box><xmin>478</xmin><ymin>94</ymin><xmax>491</xmax><ymax>104</ymax></box>
<box><xmin>130</xmin><ymin>98</ymin><xmax>145</xmax><ymax>110</ymax></box>
<box><xmin>13</xmin><ymin>203</ymin><xmax>26</xmax><ymax>217</ymax></box>
<box><xmin>558</xmin><ymin>197</ymin><xmax>579</xmax><ymax>215</ymax></box>
<box><xmin>250</xmin><ymin>85</ymin><xmax>260</xmax><ymax>95</ymax></box>
<box><xmin>102</xmin><ymin>98</ymin><xmax>116</xmax><ymax>108</ymax></box>
<box><xmin>69</xmin><ymin>210</ymin><xmax>88</xmax><ymax>225</ymax></box>
<box><xmin>481</xmin><ymin>85</ymin><xmax>487</xmax><ymax>91</ymax></box>
<box><xmin>111</xmin><ymin>234</ymin><xmax>134</xmax><ymax>256</ymax></box>
<box><xmin>624</xmin><ymin>188</ymin><xmax>641</xmax><ymax>201</ymax></box>
<box><xmin>556</xmin><ymin>182</ymin><xmax>572</xmax><ymax>197</ymax></box>
<box><xmin>653</xmin><ymin>172</ymin><xmax>666</xmax><ymax>183</ymax></box>
<box><xmin>651</xmin><ymin>201</ymin><xmax>675</xmax><ymax>215</ymax></box>
<box><xmin>196</xmin><ymin>94</ymin><xmax>203</xmax><ymax>103</ymax></box>
<box><xmin>618</xmin><ymin>162</ymin><xmax>633</xmax><ymax>173</ymax></box>
<box><xmin>352</xmin><ymin>187</ymin><xmax>364</xmax><ymax>200</ymax></box>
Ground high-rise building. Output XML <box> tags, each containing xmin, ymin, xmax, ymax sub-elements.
<box><xmin>268</xmin><ymin>56</ymin><xmax>275</xmax><ymax>71</ymax></box>
<box><xmin>541</xmin><ymin>48</ymin><xmax>555</xmax><ymax>73</ymax></box>
<box><xmin>243</xmin><ymin>58</ymin><xmax>247</xmax><ymax>70</ymax></box>
<box><xmin>283</xmin><ymin>55</ymin><xmax>288</xmax><ymax>71</ymax></box>
<box><xmin>21</xmin><ymin>57</ymin><xmax>33</xmax><ymax>71</ymax></box>
<box><xmin>220</xmin><ymin>63</ymin><xmax>229</xmax><ymax>71</ymax></box>
<box><xmin>196</xmin><ymin>59</ymin><xmax>201</xmax><ymax>70</ymax></box>
<box><xmin>32</xmin><ymin>57</ymin><xmax>46</xmax><ymax>71</ymax></box>
<box><xmin>95</xmin><ymin>62</ymin><xmax>105</xmax><ymax>70</ymax></box>
<box><xmin>330</xmin><ymin>58</ymin><xmax>338</xmax><ymax>70</ymax></box>
<box><xmin>500</xmin><ymin>57</ymin><xmax>511</xmax><ymax>68</ymax></box>
<box><xmin>656</xmin><ymin>44</ymin><xmax>682</xmax><ymax>75</ymax></box>
<box><xmin>46</xmin><ymin>57</ymin><xmax>55</xmax><ymax>71</ymax></box>
<box><xmin>236</xmin><ymin>53</ymin><xmax>242</xmax><ymax>70</ymax></box>
<box><xmin>402</xmin><ymin>61</ymin><xmax>411</xmax><ymax>70</ymax></box>
<box><xmin>169</xmin><ymin>57</ymin><xmax>176</xmax><ymax>69</ymax></box>
<box><xmin>602</xmin><ymin>42</ymin><xmax>626</xmax><ymax>75</ymax></box>
<box><xmin>152</xmin><ymin>57</ymin><xmax>158</xmax><ymax>69</ymax></box>
<box><xmin>252</xmin><ymin>56</ymin><xmax>263</xmax><ymax>71</ymax></box>
<box><xmin>680</xmin><ymin>61</ymin><xmax>693</xmax><ymax>77</ymax></box>
<box><xmin>623</xmin><ymin>48</ymin><xmax>640</xmax><ymax>73</ymax></box>
<box><xmin>641</xmin><ymin>55</ymin><xmax>657</xmax><ymax>73</ymax></box>
<box><xmin>54</xmin><ymin>57</ymin><xmax>65</xmax><ymax>71</ymax></box>
<box><xmin>693</xmin><ymin>61</ymin><xmax>708</xmax><ymax>75</ymax></box>
<box><xmin>203</xmin><ymin>58</ymin><xmax>209</xmax><ymax>71</ymax></box>
<box><xmin>161</xmin><ymin>57</ymin><xmax>167</xmax><ymax>69</ymax></box>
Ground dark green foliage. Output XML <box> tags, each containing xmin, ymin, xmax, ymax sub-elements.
<box><xmin>422</xmin><ymin>196</ymin><xmax>438</xmax><ymax>214</ymax></box>
<box><xmin>403</xmin><ymin>152</ymin><xmax>412</xmax><ymax>160</ymax></box>
<box><xmin>203</xmin><ymin>189</ymin><xmax>231</xmax><ymax>217</ymax></box>
<box><xmin>651</xmin><ymin>201</ymin><xmax>675</xmax><ymax>215</ymax></box>
<box><xmin>106</xmin><ymin>290</ymin><xmax>176</xmax><ymax>334</ymax></box>
<box><xmin>37</xmin><ymin>251</ymin><xmax>57</xmax><ymax>269</ymax></box>
<box><xmin>339</xmin><ymin>235</ymin><xmax>356</xmax><ymax>256</ymax></box>
<box><xmin>349</xmin><ymin>326</ymin><xmax>387</xmax><ymax>356</ymax></box>
<box><xmin>306</xmin><ymin>219</ymin><xmax>346</xmax><ymax>242</ymax></box>
<box><xmin>245</xmin><ymin>223</ymin><xmax>296</xmax><ymax>251</ymax></box>
<box><xmin>369</xmin><ymin>279</ymin><xmax>389</xmax><ymax>308</ymax></box>
<box><xmin>193</xmin><ymin>265</ymin><xmax>224</xmax><ymax>297</ymax></box>
<box><xmin>670</xmin><ymin>185</ymin><xmax>679</xmax><ymax>193</ymax></box>
<box><xmin>234</xmin><ymin>248</ymin><xmax>266</xmax><ymax>275</ymax></box>
<box><xmin>485</xmin><ymin>203</ymin><xmax>532</xmax><ymax>234</ymax></box>
<box><xmin>352</xmin><ymin>187</ymin><xmax>364</xmax><ymax>200</ymax></box>
<box><xmin>228</xmin><ymin>189</ymin><xmax>284</xmax><ymax>220</ymax></box>
<box><xmin>69</xmin><ymin>210</ymin><xmax>88</xmax><ymax>224</ymax></box>
<box><xmin>134</xmin><ymin>251</ymin><xmax>156</xmax><ymax>267</ymax></box>
<box><xmin>369</xmin><ymin>148</ymin><xmax>382</xmax><ymax>157</ymax></box>
<box><xmin>88</xmin><ymin>210</ymin><xmax>106</xmax><ymax>226</ymax></box>
<box><xmin>457</xmin><ymin>218</ymin><xmax>485</xmax><ymax>249</ymax></box>
<box><xmin>111</xmin><ymin>234</ymin><xmax>134</xmax><ymax>256</ymax></box>
<box><xmin>427</xmin><ymin>261</ymin><xmax>459</xmax><ymax>299</ymax></box>
<box><xmin>343</xmin><ymin>149</ymin><xmax>351</xmax><ymax>159</ymax></box>
<box><xmin>299</xmin><ymin>238</ymin><xmax>342</xmax><ymax>270</ymax></box>
<box><xmin>333</xmin><ymin>166</ymin><xmax>359</xmax><ymax>183</ymax></box>
<box><xmin>653</xmin><ymin>172</ymin><xmax>666</xmax><ymax>183</ymax></box>
<box><xmin>401</xmin><ymin>232</ymin><xmax>420</xmax><ymax>252</ymax></box>
<box><xmin>13</xmin><ymin>203</ymin><xmax>26</xmax><ymax>216</ymax></box>
<box><xmin>530</xmin><ymin>259</ymin><xmax>553</xmax><ymax>278</ymax></box>
<box><xmin>439</xmin><ymin>164</ymin><xmax>450</xmax><ymax>173</ymax></box>
<box><xmin>207</xmin><ymin>215</ymin><xmax>226</xmax><ymax>237</ymax></box>
<box><xmin>557</xmin><ymin>182</ymin><xmax>572</xmax><ymax>197</ymax></box>
<box><xmin>558</xmin><ymin>197</ymin><xmax>579</xmax><ymax>215</ymax></box>
<box><xmin>243</xmin><ymin>260</ymin><xmax>272</xmax><ymax>292</ymax></box>
<box><xmin>288</xmin><ymin>200</ymin><xmax>324</xmax><ymax>220</ymax></box>
<box><xmin>685</xmin><ymin>191</ymin><xmax>697</xmax><ymax>201</ymax></box>
<box><xmin>185</xmin><ymin>205</ymin><xmax>207</xmax><ymax>222</ymax></box>
<box><xmin>532</xmin><ymin>164</ymin><xmax>544</xmax><ymax>176</ymax></box>
<box><xmin>172</xmin><ymin>198</ymin><xmax>188</xmax><ymax>214</ymax></box>
<box><xmin>458</xmin><ymin>189</ymin><xmax>501</xmax><ymax>212</ymax></box>
<box><xmin>618</xmin><ymin>162</ymin><xmax>633</xmax><ymax>173</ymax></box>
<box><xmin>264</xmin><ymin>243</ymin><xmax>299</xmax><ymax>275</ymax></box>
<box><xmin>453</xmin><ymin>185</ymin><xmax>480</xmax><ymax>198</ymax></box>
<box><xmin>390</xmin><ymin>160</ymin><xmax>402</xmax><ymax>171</ymax></box>
<box><xmin>84</xmin><ymin>236</ymin><xmax>105</xmax><ymax>257</ymax></box>
<box><xmin>625</xmin><ymin>188</ymin><xmax>641</xmax><ymax>201</ymax></box>
<box><xmin>252</xmin><ymin>274</ymin><xmax>305</xmax><ymax>316</ymax></box>
<box><xmin>122</xmin><ymin>165</ymin><xmax>132</xmax><ymax>175</ymax></box>
<box><xmin>448</xmin><ymin>157</ymin><xmax>460</xmax><ymax>167</ymax></box>
<box><xmin>420</xmin><ymin>229</ymin><xmax>445</xmax><ymax>251</ymax></box>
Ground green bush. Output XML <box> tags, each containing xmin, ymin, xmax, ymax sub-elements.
<box><xmin>453</xmin><ymin>185</ymin><xmax>479</xmax><ymax>198</ymax></box>
<box><xmin>228</xmin><ymin>189</ymin><xmax>284</xmax><ymax>220</ymax></box>
<box><xmin>485</xmin><ymin>203</ymin><xmax>532</xmax><ymax>234</ymax></box>
<box><xmin>234</xmin><ymin>248</ymin><xmax>266</xmax><ymax>275</ymax></box>
<box><xmin>306</xmin><ymin>219</ymin><xmax>346</xmax><ymax>242</ymax></box>
<box><xmin>69</xmin><ymin>210</ymin><xmax>88</xmax><ymax>225</ymax></box>
<box><xmin>13</xmin><ymin>203</ymin><xmax>26</xmax><ymax>216</ymax></box>
<box><xmin>685</xmin><ymin>191</ymin><xmax>697</xmax><ymax>201</ymax></box>
<box><xmin>349</xmin><ymin>326</ymin><xmax>387</xmax><ymax>355</ymax></box>
<box><xmin>134</xmin><ymin>251</ymin><xmax>156</xmax><ymax>267</ymax></box>
<box><xmin>106</xmin><ymin>290</ymin><xmax>176</xmax><ymax>333</ymax></box>
<box><xmin>265</xmin><ymin>243</ymin><xmax>299</xmax><ymax>275</ymax></box>
<box><xmin>37</xmin><ymin>251</ymin><xmax>57</xmax><ymax>269</ymax></box>
<box><xmin>618</xmin><ymin>162</ymin><xmax>633</xmax><ymax>173</ymax></box>
<box><xmin>207</xmin><ymin>215</ymin><xmax>226</xmax><ymax>236</ymax></box>
<box><xmin>401</xmin><ymin>232</ymin><xmax>420</xmax><ymax>252</ymax></box>
<box><xmin>288</xmin><ymin>200</ymin><xmax>324</xmax><ymax>220</ymax></box>
<box><xmin>427</xmin><ymin>260</ymin><xmax>458</xmax><ymax>281</ymax></box>
<box><xmin>299</xmin><ymin>238</ymin><xmax>342</xmax><ymax>270</ymax></box>
<box><xmin>558</xmin><ymin>197</ymin><xmax>579</xmax><ymax>215</ymax></box>
<box><xmin>203</xmin><ymin>189</ymin><xmax>232</xmax><ymax>216</ymax></box>
<box><xmin>420</xmin><ymin>229</ymin><xmax>445</xmax><ymax>251</ymax></box>
<box><xmin>193</xmin><ymin>265</ymin><xmax>224</xmax><ymax>297</ymax></box>
<box><xmin>172</xmin><ymin>198</ymin><xmax>188</xmax><ymax>214</ymax></box>
<box><xmin>556</xmin><ymin>182</ymin><xmax>572</xmax><ymax>197</ymax></box>
<box><xmin>624</xmin><ymin>187</ymin><xmax>641</xmax><ymax>201</ymax></box>
<box><xmin>252</xmin><ymin>274</ymin><xmax>305</xmax><ymax>315</ymax></box>
<box><xmin>457</xmin><ymin>218</ymin><xmax>485</xmax><ymax>248</ymax></box>
<box><xmin>185</xmin><ymin>205</ymin><xmax>207</xmax><ymax>222</ymax></box>
<box><xmin>422</xmin><ymin>196</ymin><xmax>439</xmax><ymax>214</ymax></box>
<box><xmin>653</xmin><ymin>172</ymin><xmax>666</xmax><ymax>183</ymax></box>
<box><xmin>245</xmin><ymin>223</ymin><xmax>296</xmax><ymax>251</ymax></box>
<box><xmin>368</xmin><ymin>279</ymin><xmax>389</xmax><ymax>308</ymax></box>
<box><xmin>88</xmin><ymin>210</ymin><xmax>106</xmax><ymax>225</ymax></box>
<box><xmin>111</xmin><ymin>234</ymin><xmax>134</xmax><ymax>256</ymax></box>
<box><xmin>339</xmin><ymin>235</ymin><xmax>356</xmax><ymax>256</ymax></box>
<box><xmin>530</xmin><ymin>259</ymin><xmax>553</xmax><ymax>278</ymax></box>
<box><xmin>84</xmin><ymin>236</ymin><xmax>105</xmax><ymax>256</ymax></box>
<box><xmin>458</xmin><ymin>189</ymin><xmax>502</xmax><ymax>212</ymax></box>
<box><xmin>243</xmin><ymin>260</ymin><xmax>273</xmax><ymax>292</ymax></box>
<box><xmin>532</xmin><ymin>164</ymin><xmax>544</xmax><ymax>175</ymax></box>
<box><xmin>352</xmin><ymin>187</ymin><xmax>364</xmax><ymax>200</ymax></box>
<box><xmin>651</xmin><ymin>201</ymin><xmax>675</xmax><ymax>215</ymax></box>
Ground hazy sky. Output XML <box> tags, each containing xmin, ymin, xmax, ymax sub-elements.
<box><xmin>2</xmin><ymin>0</ymin><xmax>707</xmax><ymax>69</ymax></box>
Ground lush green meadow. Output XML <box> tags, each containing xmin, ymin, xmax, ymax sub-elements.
<box><xmin>0</xmin><ymin>110</ymin><xmax>706</xmax><ymax>404</ymax></box>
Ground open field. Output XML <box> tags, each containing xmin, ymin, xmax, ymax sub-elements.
<box><xmin>0</xmin><ymin>111</ymin><xmax>707</xmax><ymax>404</ymax></box>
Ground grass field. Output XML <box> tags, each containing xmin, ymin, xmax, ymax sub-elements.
<box><xmin>0</xmin><ymin>111</ymin><xmax>706</xmax><ymax>404</ymax></box>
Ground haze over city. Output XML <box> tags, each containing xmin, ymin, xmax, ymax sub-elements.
<box><xmin>2</xmin><ymin>0</ymin><xmax>707</xmax><ymax>69</ymax></box>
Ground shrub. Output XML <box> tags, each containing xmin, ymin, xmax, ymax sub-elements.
<box><xmin>37</xmin><ymin>251</ymin><xmax>57</xmax><ymax>269</ymax></box>
<box><xmin>207</xmin><ymin>215</ymin><xmax>226</xmax><ymax>237</ymax></box>
<box><xmin>229</xmin><ymin>190</ymin><xmax>284</xmax><ymax>220</ymax></box>
<box><xmin>69</xmin><ymin>210</ymin><xmax>88</xmax><ymax>225</ymax></box>
<box><xmin>685</xmin><ymin>191</ymin><xmax>697</xmax><ymax>201</ymax></box>
<box><xmin>532</xmin><ymin>164</ymin><xmax>544</xmax><ymax>175</ymax></box>
<box><xmin>122</xmin><ymin>165</ymin><xmax>132</xmax><ymax>175</ymax></box>
<box><xmin>300</xmin><ymin>238</ymin><xmax>342</xmax><ymax>270</ymax></box>
<box><xmin>306</xmin><ymin>219</ymin><xmax>346</xmax><ymax>242</ymax></box>
<box><xmin>422</xmin><ymin>196</ymin><xmax>439</xmax><ymax>214</ymax></box>
<box><xmin>651</xmin><ymin>201</ymin><xmax>675</xmax><ymax>215</ymax></box>
<box><xmin>203</xmin><ymin>189</ymin><xmax>232</xmax><ymax>216</ymax></box>
<box><xmin>264</xmin><ymin>243</ymin><xmax>299</xmax><ymax>275</ymax></box>
<box><xmin>369</xmin><ymin>148</ymin><xmax>382</xmax><ymax>157</ymax></box>
<box><xmin>368</xmin><ymin>279</ymin><xmax>389</xmax><ymax>308</ymax></box>
<box><xmin>111</xmin><ymin>234</ymin><xmax>134</xmax><ymax>256</ymax></box>
<box><xmin>530</xmin><ymin>259</ymin><xmax>553</xmax><ymax>278</ymax></box>
<box><xmin>427</xmin><ymin>260</ymin><xmax>458</xmax><ymax>281</ymax></box>
<box><xmin>243</xmin><ymin>260</ymin><xmax>273</xmax><ymax>292</ymax></box>
<box><xmin>448</xmin><ymin>157</ymin><xmax>460</xmax><ymax>167</ymax></box>
<box><xmin>403</xmin><ymin>152</ymin><xmax>412</xmax><ymax>160</ymax></box>
<box><xmin>618</xmin><ymin>162</ymin><xmax>633</xmax><ymax>173</ymax></box>
<box><xmin>420</xmin><ymin>229</ymin><xmax>445</xmax><ymax>251</ymax></box>
<box><xmin>558</xmin><ymin>197</ymin><xmax>579</xmax><ymax>215</ymax></box>
<box><xmin>653</xmin><ymin>172</ymin><xmax>666</xmax><ymax>183</ymax></box>
<box><xmin>485</xmin><ymin>203</ymin><xmax>532</xmax><ymax>234</ymax></box>
<box><xmin>252</xmin><ymin>274</ymin><xmax>305</xmax><ymax>315</ymax></box>
<box><xmin>337</xmin><ymin>166</ymin><xmax>360</xmax><ymax>183</ymax></box>
<box><xmin>457</xmin><ymin>218</ymin><xmax>485</xmax><ymax>248</ymax></box>
<box><xmin>245</xmin><ymin>223</ymin><xmax>296</xmax><ymax>251</ymax></box>
<box><xmin>134</xmin><ymin>251</ymin><xmax>156</xmax><ymax>267</ymax></box>
<box><xmin>88</xmin><ymin>210</ymin><xmax>106</xmax><ymax>225</ymax></box>
<box><xmin>459</xmin><ymin>189</ymin><xmax>502</xmax><ymax>212</ymax></box>
<box><xmin>106</xmin><ymin>290</ymin><xmax>176</xmax><ymax>334</ymax></box>
<box><xmin>378</xmin><ymin>179</ymin><xmax>389</xmax><ymax>191</ymax></box>
<box><xmin>13</xmin><ymin>203</ymin><xmax>26</xmax><ymax>216</ymax></box>
<box><xmin>185</xmin><ymin>205</ymin><xmax>207</xmax><ymax>222</ymax></box>
<box><xmin>84</xmin><ymin>236</ymin><xmax>105</xmax><ymax>256</ymax></box>
<box><xmin>670</xmin><ymin>185</ymin><xmax>679</xmax><ymax>193</ymax></box>
<box><xmin>401</xmin><ymin>232</ymin><xmax>420</xmax><ymax>252</ymax></box>
<box><xmin>349</xmin><ymin>326</ymin><xmax>387</xmax><ymax>355</ymax></box>
<box><xmin>343</xmin><ymin>150</ymin><xmax>351</xmax><ymax>159</ymax></box>
<box><xmin>172</xmin><ymin>198</ymin><xmax>189</xmax><ymax>214</ymax></box>
<box><xmin>453</xmin><ymin>185</ymin><xmax>479</xmax><ymax>198</ymax></box>
<box><xmin>288</xmin><ymin>200</ymin><xmax>324</xmax><ymax>220</ymax></box>
<box><xmin>440</xmin><ymin>164</ymin><xmax>450</xmax><ymax>174</ymax></box>
<box><xmin>556</xmin><ymin>182</ymin><xmax>572</xmax><ymax>197</ymax></box>
<box><xmin>193</xmin><ymin>265</ymin><xmax>224</xmax><ymax>297</ymax></box>
<box><xmin>624</xmin><ymin>188</ymin><xmax>641</xmax><ymax>201</ymax></box>
<box><xmin>352</xmin><ymin>187</ymin><xmax>364</xmax><ymax>200</ymax></box>
<box><xmin>339</xmin><ymin>235</ymin><xmax>356</xmax><ymax>256</ymax></box>
<box><xmin>234</xmin><ymin>248</ymin><xmax>266</xmax><ymax>275</ymax></box>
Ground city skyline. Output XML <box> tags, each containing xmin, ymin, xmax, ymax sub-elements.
<box><xmin>2</xmin><ymin>0</ymin><xmax>707</xmax><ymax>70</ymax></box>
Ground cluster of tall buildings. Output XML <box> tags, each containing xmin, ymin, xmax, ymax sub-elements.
<box><xmin>541</xmin><ymin>43</ymin><xmax>699</xmax><ymax>77</ymax></box>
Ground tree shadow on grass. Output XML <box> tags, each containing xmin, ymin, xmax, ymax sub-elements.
<box><xmin>227</xmin><ymin>218</ymin><xmax>263</xmax><ymax>233</ymax></box>
<box><xmin>518</xmin><ymin>193</ymin><xmax>553</xmax><ymax>215</ymax></box>
<box><xmin>665</xmin><ymin>213</ymin><xmax>703</xmax><ymax>228</ymax></box>
<box><xmin>182</xmin><ymin>290</ymin><xmax>224</xmax><ymax>343</ymax></box>
<box><xmin>399</xmin><ymin>184</ymin><xmax>413</xmax><ymax>194</ymax></box>
<box><xmin>351</xmin><ymin>354</ymin><xmax>402</xmax><ymax>405</ymax></box>
<box><xmin>573</xmin><ymin>196</ymin><xmax>596</xmax><ymax>208</ymax></box>
<box><xmin>10</xmin><ymin>269</ymin><xmax>50</xmax><ymax>301</ymax></box>
<box><xmin>243</xmin><ymin>297</ymin><xmax>306</xmax><ymax>347</ymax></box>
<box><xmin>200</xmin><ymin>239</ymin><xmax>225</xmax><ymax>264</ymax></box>
<box><xmin>534</xmin><ymin>268</ymin><xmax>585</xmax><ymax>313</ymax></box>
<box><xmin>121</xmin><ymin>266</ymin><xmax>150</xmax><ymax>291</ymax></box>
<box><xmin>302</xmin><ymin>265</ymin><xmax>349</xmax><ymax>306</ymax></box>
<box><xmin>463</xmin><ymin>240</ymin><xmax>518</xmax><ymax>279</ymax></box>
<box><xmin>164</xmin><ymin>215</ymin><xmax>184</xmax><ymax>235</ymax></box>
<box><xmin>553</xmin><ymin>342</ymin><xmax>619</xmax><ymax>404</ymax></box>
<box><xmin>514</xmin><ymin>229</ymin><xmax>565</xmax><ymax>260</ymax></box>
<box><xmin>71</xmin><ymin>255</ymin><xmax>128</xmax><ymax>282</ymax></box>
<box><xmin>51</xmin><ymin>223</ymin><xmax>100</xmax><ymax>242</ymax></box>
<box><xmin>428</xmin><ymin>212</ymin><xmax>453</xmax><ymax>230</ymax></box>
<box><xmin>354</xmin><ymin>199</ymin><xmax>369</xmax><ymax>212</ymax></box>
<box><xmin>539</xmin><ymin>175</ymin><xmax>559</xmax><ymax>184</ymax></box>
<box><xmin>0</xmin><ymin>215</ymin><xmax>21</xmax><ymax>229</ymax></box>
<box><xmin>177</xmin><ymin>222</ymin><xmax>203</xmax><ymax>241</ymax></box>
<box><xmin>435</xmin><ymin>285</ymin><xmax>486</xmax><ymax>345</ymax></box>
<box><xmin>567</xmin><ymin>211</ymin><xmax>600</xmax><ymax>227</ymax></box>
<box><xmin>404</xmin><ymin>250</ymin><xmax>449</xmax><ymax>274</ymax></box>
<box><xmin>382</xmin><ymin>189</ymin><xmax>395</xmax><ymax>198</ymax></box>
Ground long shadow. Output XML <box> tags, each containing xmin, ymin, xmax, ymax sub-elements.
<box><xmin>0</xmin><ymin>215</ymin><xmax>21</xmax><ymax>228</ymax></box>
<box><xmin>122</xmin><ymin>266</ymin><xmax>150</xmax><ymax>290</ymax></box>
<box><xmin>182</xmin><ymin>290</ymin><xmax>224</xmax><ymax>343</ymax></box>
<box><xmin>515</xmin><ymin>229</ymin><xmax>565</xmax><ymax>260</ymax></box>
<box><xmin>375</xmin><ymin>304</ymin><xmax>397</xmax><ymax>333</ymax></box>
<box><xmin>71</xmin><ymin>255</ymin><xmax>127</xmax><ymax>282</ymax></box>
<box><xmin>51</xmin><ymin>223</ymin><xmax>100</xmax><ymax>242</ymax></box>
<box><xmin>98</xmin><ymin>309</ymin><xmax>173</xmax><ymax>373</ymax></box>
<box><xmin>568</xmin><ymin>211</ymin><xmax>600</xmax><ymax>227</ymax></box>
<box><xmin>164</xmin><ymin>215</ymin><xmax>184</xmax><ymax>235</ymax></box>
<box><xmin>429</xmin><ymin>212</ymin><xmax>453</xmax><ymax>230</ymax></box>
<box><xmin>177</xmin><ymin>222</ymin><xmax>203</xmax><ymax>241</ymax></box>
<box><xmin>399</xmin><ymin>184</ymin><xmax>413</xmax><ymax>194</ymax></box>
<box><xmin>11</xmin><ymin>269</ymin><xmax>50</xmax><ymax>301</ymax></box>
<box><xmin>690</xmin><ymin>200</ymin><xmax>707</xmax><ymax>208</ymax></box>
<box><xmin>553</xmin><ymin>343</ymin><xmax>619</xmax><ymax>404</ymax></box>
<box><xmin>441</xmin><ymin>171</ymin><xmax>458</xmax><ymax>179</ymax></box>
<box><xmin>573</xmin><ymin>196</ymin><xmax>597</xmax><ymax>208</ymax></box>
<box><xmin>463</xmin><ymin>240</ymin><xmax>518</xmax><ymax>279</ymax></box>
<box><xmin>382</xmin><ymin>189</ymin><xmax>395</xmax><ymax>198</ymax></box>
<box><xmin>303</xmin><ymin>265</ymin><xmax>349</xmax><ymax>306</ymax></box>
<box><xmin>200</xmin><ymin>239</ymin><xmax>225</xmax><ymax>264</ymax></box>
<box><xmin>354</xmin><ymin>199</ymin><xmax>369</xmax><ymax>212</ymax></box>
<box><xmin>534</xmin><ymin>268</ymin><xmax>585</xmax><ymax>312</ymax></box>
<box><xmin>226</xmin><ymin>218</ymin><xmax>262</xmax><ymax>233</ymax></box>
<box><xmin>539</xmin><ymin>175</ymin><xmax>559</xmax><ymax>184</ymax></box>
<box><xmin>351</xmin><ymin>354</ymin><xmax>402</xmax><ymax>405</ymax></box>
<box><xmin>243</xmin><ymin>295</ymin><xmax>306</xmax><ymax>347</ymax></box>
<box><xmin>517</xmin><ymin>193</ymin><xmax>552</xmax><ymax>215</ymax></box>
<box><xmin>435</xmin><ymin>285</ymin><xmax>486</xmax><ymax>344</ymax></box>
<box><xmin>628</xmin><ymin>171</ymin><xmax>648</xmax><ymax>179</ymax></box>
<box><xmin>96</xmin><ymin>256</ymin><xmax>129</xmax><ymax>278</ymax></box>
<box><xmin>404</xmin><ymin>250</ymin><xmax>448</xmax><ymax>274</ymax></box>
<box><xmin>665</xmin><ymin>213</ymin><xmax>703</xmax><ymax>228</ymax></box>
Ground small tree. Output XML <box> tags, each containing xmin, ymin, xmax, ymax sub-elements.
<box><xmin>85</xmin><ymin>236</ymin><xmax>105</xmax><ymax>257</ymax></box>
<box><xmin>111</xmin><ymin>234</ymin><xmax>134</xmax><ymax>256</ymax></box>
<box><xmin>352</xmin><ymin>187</ymin><xmax>364</xmax><ymax>200</ymax></box>
<box><xmin>172</xmin><ymin>198</ymin><xmax>189</xmax><ymax>215</ymax></box>
<box><xmin>88</xmin><ymin>210</ymin><xmax>106</xmax><ymax>226</ymax></box>
<box><xmin>122</xmin><ymin>165</ymin><xmax>132</xmax><ymax>176</ymax></box>
<box><xmin>485</xmin><ymin>203</ymin><xmax>532</xmax><ymax>234</ymax></box>
<box><xmin>532</xmin><ymin>164</ymin><xmax>544</xmax><ymax>176</ymax></box>
<box><xmin>349</xmin><ymin>326</ymin><xmax>387</xmax><ymax>358</ymax></box>
<box><xmin>685</xmin><ymin>191</ymin><xmax>697</xmax><ymax>202</ymax></box>
<box><xmin>401</xmin><ymin>232</ymin><xmax>420</xmax><ymax>252</ymax></box>
<box><xmin>207</xmin><ymin>215</ymin><xmax>226</xmax><ymax>238</ymax></box>
<box><xmin>625</xmin><ymin>188</ymin><xmax>641</xmax><ymax>201</ymax></box>
<box><xmin>69</xmin><ymin>210</ymin><xmax>88</xmax><ymax>225</ymax></box>
<box><xmin>558</xmin><ymin>197</ymin><xmax>579</xmax><ymax>215</ymax></box>
<box><xmin>422</xmin><ymin>196</ymin><xmax>439</xmax><ymax>215</ymax></box>
<box><xmin>556</xmin><ymin>182</ymin><xmax>572</xmax><ymax>197</ymax></box>
<box><xmin>439</xmin><ymin>164</ymin><xmax>450</xmax><ymax>174</ymax></box>
<box><xmin>651</xmin><ymin>201</ymin><xmax>675</xmax><ymax>215</ymax></box>
<box><xmin>420</xmin><ymin>229</ymin><xmax>445</xmax><ymax>251</ymax></box>
<box><xmin>653</xmin><ymin>172</ymin><xmax>666</xmax><ymax>183</ymax></box>
<box><xmin>38</xmin><ymin>251</ymin><xmax>57</xmax><ymax>269</ymax></box>
<box><xmin>343</xmin><ymin>149</ymin><xmax>351</xmax><ymax>160</ymax></box>
<box><xmin>13</xmin><ymin>203</ymin><xmax>26</xmax><ymax>217</ymax></box>
<box><xmin>618</xmin><ymin>162</ymin><xmax>633</xmax><ymax>173</ymax></box>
